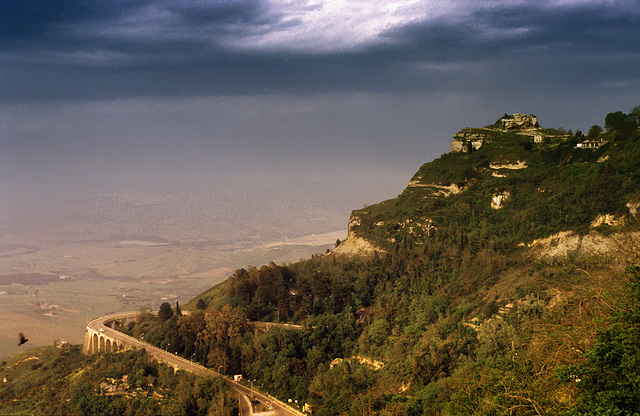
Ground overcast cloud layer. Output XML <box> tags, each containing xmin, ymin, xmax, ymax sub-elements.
<box><xmin>2</xmin><ymin>0</ymin><xmax>639</xmax><ymax>99</ymax></box>
<box><xmin>1</xmin><ymin>0</ymin><xmax>639</xmax><ymax>242</ymax></box>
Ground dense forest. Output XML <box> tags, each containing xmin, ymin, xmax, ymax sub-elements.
<box><xmin>123</xmin><ymin>109</ymin><xmax>640</xmax><ymax>414</ymax></box>
<box><xmin>126</xmin><ymin>258</ymin><xmax>640</xmax><ymax>415</ymax></box>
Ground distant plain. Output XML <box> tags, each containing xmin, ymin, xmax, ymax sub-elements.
<box><xmin>0</xmin><ymin>189</ymin><xmax>347</xmax><ymax>358</ymax></box>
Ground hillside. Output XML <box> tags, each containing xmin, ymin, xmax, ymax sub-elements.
<box><xmin>0</xmin><ymin>345</ymin><xmax>238</xmax><ymax>415</ymax></box>
<box><xmin>3</xmin><ymin>109</ymin><xmax>639</xmax><ymax>415</ymax></box>
<box><xmin>176</xmin><ymin>110</ymin><xmax>640</xmax><ymax>415</ymax></box>
<box><xmin>338</xmin><ymin>113</ymin><xmax>639</xmax><ymax>261</ymax></box>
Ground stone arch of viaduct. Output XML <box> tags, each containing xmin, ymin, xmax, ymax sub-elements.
<box><xmin>82</xmin><ymin>313</ymin><xmax>138</xmax><ymax>355</ymax></box>
<box><xmin>83</xmin><ymin>328</ymin><xmax>125</xmax><ymax>354</ymax></box>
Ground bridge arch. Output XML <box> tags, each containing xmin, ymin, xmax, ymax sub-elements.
<box><xmin>83</xmin><ymin>312</ymin><xmax>139</xmax><ymax>355</ymax></box>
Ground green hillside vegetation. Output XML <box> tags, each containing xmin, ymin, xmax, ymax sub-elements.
<box><xmin>354</xmin><ymin>125</ymin><xmax>639</xmax><ymax>254</ymax></box>
<box><xmin>131</xmin><ymin>252</ymin><xmax>640</xmax><ymax>415</ymax></box>
<box><xmin>123</xmin><ymin>109</ymin><xmax>640</xmax><ymax>414</ymax></box>
<box><xmin>0</xmin><ymin>345</ymin><xmax>238</xmax><ymax>415</ymax></box>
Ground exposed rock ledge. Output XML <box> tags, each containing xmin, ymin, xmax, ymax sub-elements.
<box><xmin>526</xmin><ymin>230</ymin><xmax>640</xmax><ymax>264</ymax></box>
<box><xmin>498</xmin><ymin>113</ymin><xmax>541</xmax><ymax>132</ymax></box>
<box><xmin>332</xmin><ymin>234</ymin><xmax>381</xmax><ymax>257</ymax></box>
<box><xmin>331</xmin><ymin>356</ymin><xmax>385</xmax><ymax>370</ymax></box>
<box><xmin>489</xmin><ymin>161</ymin><xmax>527</xmax><ymax>170</ymax></box>
<box><xmin>407</xmin><ymin>181</ymin><xmax>463</xmax><ymax>197</ymax></box>
<box><xmin>527</xmin><ymin>231</ymin><xmax>612</xmax><ymax>258</ymax></box>
<box><xmin>590</xmin><ymin>214</ymin><xmax>623</xmax><ymax>227</ymax></box>
<box><xmin>491</xmin><ymin>192</ymin><xmax>510</xmax><ymax>210</ymax></box>
<box><xmin>331</xmin><ymin>216</ymin><xmax>384</xmax><ymax>257</ymax></box>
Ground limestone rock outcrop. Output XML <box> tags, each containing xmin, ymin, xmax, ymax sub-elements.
<box><xmin>331</xmin><ymin>215</ymin><xmax>383</xmax><ymax>257</ymax></box>
<box><xmin>450</xmin><ymin>113</ymin><xmax>542</xmax><ymax>153</ymax></box>
<box><xmin>450</xmin><ymin>129</ymin><xmax>490</xmax><ymax>153</ymax></box>
<box><xmin>526</xmin><ymin>230</ymin><xmax>637</xmax><ymax>262</ymax></box>
<box><xmin>498</xmin><ymin>113</ymin><xmax>541</xmax><ymax>132</ymax></box>
<box><xmin>491</xmin><ymin>192</ymin><xmax>510</xmax><ymax>210</ymax></box>
<box><xmin>407</xmin><ymin>180</ymin><xmax>463</xmax><ymax>197</ymax></box>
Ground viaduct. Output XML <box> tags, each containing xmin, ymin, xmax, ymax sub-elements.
<box><xmin>83</xmin><ymin>312</ymin><xmax>138</xmax><ymax>355</ymax></box>
<box><xmin>83</xmin><ymin>312</ymin><xmax>305</xmax><ymax>416</ymax></box>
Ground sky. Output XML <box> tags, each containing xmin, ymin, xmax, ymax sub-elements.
<box><xmin>1</xmin><ymin>0</ymin><xmax>639</xmax><ymax>243</ymax></box>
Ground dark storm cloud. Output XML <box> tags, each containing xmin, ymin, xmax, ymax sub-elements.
<box><xmin>0</xmin><ymin>0</ymin><xmax>100</xmax><ymax>40</ymax></box>
<box><xmin>166</xmin><ymin>1</ymin><xmax>263</xmax><ymax>26</ymax></box>
<box><xmin>389</xmin><ymin>2</ymin><xmax>639</xmax><ymax>61</ymax></box>
<box><xmin>2</xmin><ymin>1</ymin><xmax>639</xmax><ymax>244</ymax></box>
<box><xmin>0</xmin><ymin>0</ymin><xmax>265</xmax><ymax>66</ymax></box>
<box><xmin>2</xmin><ymin>0</ymin><xmax>638</xmax><ymax>102</ymax></box>
<box><xmin>377</xmin><ymin>2</ymin><xmax>640</xmax><ymax>98</ymax></box>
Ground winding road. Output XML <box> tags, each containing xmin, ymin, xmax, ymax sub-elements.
<box><xmin>87</xmin><ymin>313</ymin><xmax>304</xmax><ymax>416</ymax></box>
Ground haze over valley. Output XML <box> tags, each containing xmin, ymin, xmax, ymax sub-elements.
<box><xmin>0</xmin><ymin>187</ymin><xmax>350</xmax><ymax>358</ymax></box>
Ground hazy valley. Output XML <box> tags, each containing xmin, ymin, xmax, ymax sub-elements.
<box><xmin>0</xmin><ymin>189</ymin><xmax>347</xmax><ymax>358</ymax></box>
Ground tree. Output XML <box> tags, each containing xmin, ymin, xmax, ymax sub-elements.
<box><xmin>604</xmin><ymin>111</ymin><xmax>637</xmax><ymax>132</ymax></box>
<box><xmin>175</xmin><ymin>301</ymin><xmax>182</xmax><ymax>316</ymax></box>
<box><xmin>196</xmin><ymin>298</ymin><xmax>206</xmax><ymax>310</ymax></box>
<box><xmin>158</xmin><ymin>302</ymin><xmax>174</xmax><ymax>321</ymax></box>
<box><xmin>630</xmin><ymin>106</ymin><xmax>640</xmax><ymax>125</ymax></box>
<box><xmin>557</xmin><ymin>267</ymin><xmax>640</xmax><ymax>415</ymax></box>
<box><xmin>586</xmin><ymin>124</ymin><xmax>603</xmax><ymax>140</ymax></box>
<box><xmin>71</xmin><ymin>383</ymin><xmax>112</xmax><ymax>414</ymax></box>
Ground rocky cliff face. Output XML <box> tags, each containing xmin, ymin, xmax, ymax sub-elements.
<box><xmin>332</xmin><ymin>113</ymin><xmax>640</xmax><ymax>261</ymax></box>
<box><xmin>449</xmin><ymin>129</ymin><xmax>492</xmax><ymax>153</ymax></box>
<box><xmin>498</xmin><ymin>113</ymin><xmax>541</xmax><ymax>132</ymax></box>
<box><xmin>331</xmin><ymin>215</ymin><xmax>383</xmax><ymax>257</ymax></box>
<box><xmin>450</xmin><ymin>113</ymin><xmax>542</xmax><ymax>153</ymax></box>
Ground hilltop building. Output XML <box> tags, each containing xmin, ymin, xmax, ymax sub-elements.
<box><xmin>576</xmin><ymin>139</ymin><xmax>608</xmax><ymax>149</ymax></box>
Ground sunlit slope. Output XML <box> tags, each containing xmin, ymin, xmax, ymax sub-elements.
<box><xmin>347</xmin><ymin>126</ymin><xmax>640</xmax><ymax>255</ymax></box>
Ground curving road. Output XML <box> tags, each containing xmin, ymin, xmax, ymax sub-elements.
<box><xmin>87</xmin><ymin>313</ymin><xmax>304</xmax><ymax>416</ymax></box>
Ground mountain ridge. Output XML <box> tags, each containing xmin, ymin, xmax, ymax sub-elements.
<box><xmin>333</xmin><ymin>112</ymin><xmax>640</xmax><ymax>263</ymax></box>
